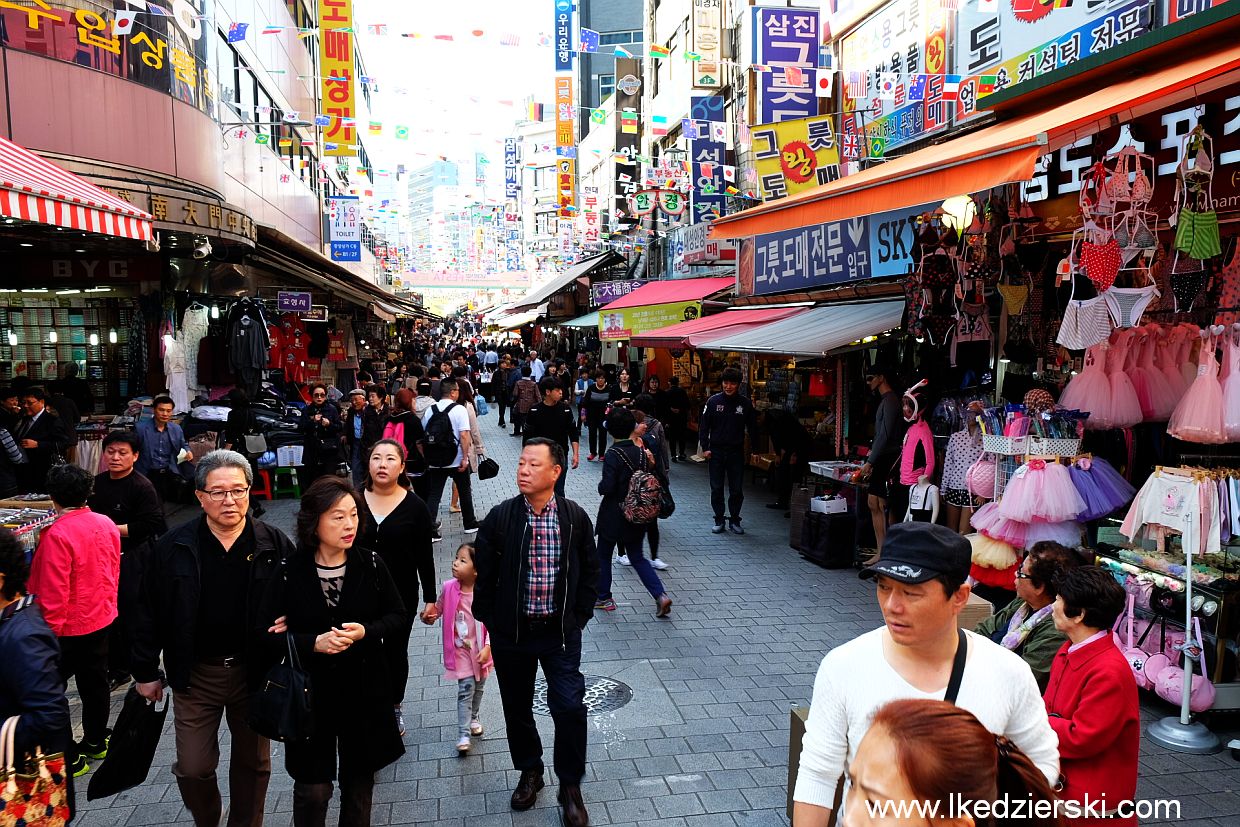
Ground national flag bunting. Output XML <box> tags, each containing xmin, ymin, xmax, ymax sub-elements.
<box><xmin>941</xmin><ymin>75</ymin><xmax>961</xmax><ymax>101</ymax></box>
<box><xmin>395</xmin><ymin>125</ymin><xmax>410</xmax><ymax>140</ymax></box>
<box><xmin>684</xmin><ymin>51</ymin><xmax>702</xmax><ymax>61</ymax></box>
<box><xmin>845</xmin><ymin>70</ymin><xmax>868</xmax><ymax>100</ymax></box>
<box><xmin>649</xmin><ymin>44</ymin><xmax>670</xmax><ymax>59</ymax></box>
<box><xmin>614</xmin><ymin>46</ymin><xmax>633</xmax><ymax>57</ymax></box>
<box><xmin>579</xmin><ymin>28</ymin><xmax>599</xmax><ymax>53</ymax></box>
<box><xmin>977</xmin><ymin>75</ymin><xmax>997</xmax><ymax>94</ymax></box>
<box><xmin>254</xmin><ymin>135</ymin><xmax>270</xmax><ymax>145</ymax></box>
<box><xmin>278</xmin><ymin>138</ymin><xmax>293</xmax><ymax>148</ymax></box>
<box><xmin>589</xmin><ymin>108</ymin><xmax>607</xmax><ymax>125</ymax></box>
<box><xmin>651</xmin><ymin>115</ymin><xmax>668</xmax><ymax>137</ymax></box>
<box><xmin>227</xmin><ymin>22</ymin><xmax>249</xmax><ymax>43</ymax></box>
<box><xmin>815</xmin><ymin>70</ymin><xmax>833</xmax><ymax>97</ymax></box>
<box><xmin>368</xmin><ymin>121</ymin><xmax>382</xmax><ymax>134</ymax></box>
<box><xmin>619</xmin><ymin>111</ymin><xmax>639</xmax><ymax>135</ymax></box>
<box><xmin>907</xmin><ymin>74</ymin><xmax>928</xmax><ymax>102</ymax></box>
<box><xmin>262</xmin><ymin>25</ymin><xmax>282</xmax><ymax>34</ymax></box>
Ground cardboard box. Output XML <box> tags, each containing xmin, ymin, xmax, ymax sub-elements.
<box><xmin>958</xmin><ymin>590</ymin><xmax>995</xmax><ymax>630</ymax></box>
<box><xmin>751</xmin><ymin>452</ymin><xmax>778</xmax><ymax>470</ymax></box>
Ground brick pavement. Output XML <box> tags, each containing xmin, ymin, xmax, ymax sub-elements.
<box><xmin>71</xmin><ymin>409</ymin><xmax>1240</xmax><ymax>826</ymax></box>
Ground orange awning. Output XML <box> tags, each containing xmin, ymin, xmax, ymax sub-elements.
<box><xmin>710</xmin><ymin>42</ymin><xmax>1240</xmax><ymax>240</ymax></box>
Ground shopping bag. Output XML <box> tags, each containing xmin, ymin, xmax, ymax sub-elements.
<box><xmin>87</xmin><ymin>686</ymin><xmax>169</xmax><ymax>800</ymax></box>
<box><xmin>1</xmin><ymin>716</ymin><xmax>71</xmax><ymax>825</ymax></box>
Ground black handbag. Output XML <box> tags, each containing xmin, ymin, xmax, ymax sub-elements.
<box><xmin>250</xmin><ymin>632</ymin><xmax>314</xmax><ymax>743</ymax></box>
<box><xmin>478</xmin><ymin>456</ymin><xmax>500</xmax><ymax>480</ymax></box>
<box><xmin>88</xmin><ymin>685</ymin><xmax>169</xmax><ymax>799</ymax></box>
<box><xmin>658</xmin><ymin>488</ymin><xmax>676</xmax><ymax>519</ymax></box>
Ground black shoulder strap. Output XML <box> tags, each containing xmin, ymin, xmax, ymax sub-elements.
<box><xmin>944</xmin><ymin>628</ymin><xmax>968</xmax><ymax>705</ymax></box>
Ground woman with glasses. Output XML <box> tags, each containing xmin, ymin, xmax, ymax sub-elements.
<box><xmin>301</xmin><ymin>383</ymin><xmax>343</xmax><ymax>484</ymax></box>
<box><xmin>260</xmin><ymin>476</ymin><xmax>408</xmax><ymax>827</ymax></box>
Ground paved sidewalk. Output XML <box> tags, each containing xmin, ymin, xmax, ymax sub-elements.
<box><xmin>72</xmin><ymin>408</ymin><xmax>1240</xmax><ymax>826</ymax></box>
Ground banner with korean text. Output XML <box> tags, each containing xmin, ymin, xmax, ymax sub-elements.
<box><xmin>319</xmin><ymin>0</ymin><xmax>356</xmax><ymax>156</ymax></box>
<box><xmin>751</xmin><ymin>114</ymin><xmax>841</xmax><ymax>201</ymax></box>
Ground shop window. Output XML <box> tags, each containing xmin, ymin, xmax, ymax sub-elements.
<box><xmin>598</xmin><ymin>74</ymin><xmax>615</xmax><ymax>101</ymax></box>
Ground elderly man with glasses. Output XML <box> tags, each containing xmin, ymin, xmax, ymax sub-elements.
<box><xmin>129</xmin><ymin>449</ymin><xmax>296</xmax><ymax>827</ymax></box>
<box><xmin>300</xmin><ymin>382</ymin><xmax>344</xmax><ymax>483</ymax></box>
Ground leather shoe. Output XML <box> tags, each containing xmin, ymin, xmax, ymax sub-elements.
<box><xmin>558</xmin><ymin>784</ymin><xmax>590</xmax><ymax>826</ymax></box>
<box><xmin>510</xmin><ymin>769</ymin><xmax>544</xmax><ymax>811</ymax></box>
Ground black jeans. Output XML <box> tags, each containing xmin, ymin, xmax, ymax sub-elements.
<box><xmin>496</xmin><ymin>390</ymin><xmax>509</xmax><ymax>425</ymax></box>
<box><xmin>708</xmin><ymin>446</ymin><xmax>747</xmax><ymax>524</ymax></box>
<box><xmin>424</xmin><ymin>466</ymin><xmax>478</xmax><ymax>530</ymax></box>
<box><xmin>667</xmin><ymin>417</ymin><xmax>689</xmax><ymax>457</ymax></box>
<box><xmin>59</xmin><ymin>626</ymin><xmax>110</xmax><ymax>751</ymax></box>
<box><xmin>512</xmin><ymin>410</ymin><xmax>528</xmax><ymax>435</ymax></box>
<box><xmin>492</xmin><ymin>623</ymin><xmax>587</xmax><ymax>784</ymax></box>
<box><xmin>292</xmin><ymin>775</ymin><xmax>374</xmax><ymax>827</ymax></box>
<box><xmin>587</xmin><ymin>421</ymin><xmax>608</xmax><ymax>456</ymax></box>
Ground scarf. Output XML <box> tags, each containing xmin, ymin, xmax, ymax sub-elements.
<box><xmin>1000</xmin><ymin>602</ymin><xmax>1055</xmax><ymax>651</ymax></box>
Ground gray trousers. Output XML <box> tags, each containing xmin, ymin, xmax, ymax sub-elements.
<box><xmin>457</xmin><ymin>676</ymin><xmax>486</xmax><ymax>738</ymax></box>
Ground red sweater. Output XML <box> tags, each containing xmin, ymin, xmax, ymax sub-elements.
<box><xmin>1042</xmin><ymin>632</ymin><xmax>1141</xmax><ymax>826</ymax></box>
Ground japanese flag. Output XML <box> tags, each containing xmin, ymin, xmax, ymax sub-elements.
<box><xmin>815</xmin><ymin>70</ymin><xmax>833</xmax><ymax>98</ymax></box>
<box><xmin>113</xmin><ymin>12</ymin><xmax>137</xmax><ymax>35</ymax></box>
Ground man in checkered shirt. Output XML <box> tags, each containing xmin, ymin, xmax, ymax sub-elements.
<box><xmin>474</xmin><ymin>438</ymin><xmax>599</xmax><ymax>827</ymax></box>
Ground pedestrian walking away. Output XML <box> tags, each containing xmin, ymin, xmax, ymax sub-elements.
<box><xmin>420</xmin><ymin>378</ymin><xmax>478</xmax><ymax>540</ymax></box>
<box><xmin>663</xmin><ymin>375</ymin><xmax>691</xmax><ymax>461</ymax></box>
<box><xmin>473</xmin><ymin>438</ymin><xmax>598</xmax><ymax>827</ymax></box>
<box><xmin>128</xmin><ymin>449</ymin><xmax>295</xmax><ymax>827</ymax></box>
<box><xmin>259</xmin><ymin>477</ymin><xmax>409</xmax><ymax>827</ymax></box>
<box><xmin>425</xmin><ymin>543</ymin><xmax>492</xmax><ymax>754</ymax></box>
<box><xmin>698</xmin><ymin>367</ymin><xmax>759</xmax><ymax>535</ymax></box>
<box><xmin>510</xmin><ymin>366</ymin><xmax>539</xmax><ymax>437</ymax></box>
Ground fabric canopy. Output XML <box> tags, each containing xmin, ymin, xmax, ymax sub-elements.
<box><xmin>697</xmin><ymin>300</ymin><xmax>905</xmax><ymax>357</ymax></box>
<box><xmin>630</xmin><ymin>307</ymin><xmax>807</xmax><ymax>348</ymax></box>
<box><xmin>508</xmin><ymin>250</ymin><xmax>624</xmax><ymax>312</ymax></box>
<box><xmin>600</xmin><ymin>276</ymin><xmax>734</xmax><ymax>311</ymax></box>
<box><xmin>710</xmin><ymin>41</ymin><xmax>1240</xmax><ymax>239</ymax></box>
<box><xmin>497</xmin><ymin>304</ymin><xmax>547</xmax><ymax>330</ymax></box>
<box><xmin>561</xmin><ymin>311</ymin><xmax>600</xmax><ymax>328</ymax></box>
<box><xmin>0</xmin><ymin>136</ymin><xmax>153</xmax><ymax>240</ymax></box>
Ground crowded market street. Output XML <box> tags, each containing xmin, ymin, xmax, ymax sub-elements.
<box><xmin>62</xmin><ymin>410</ymin><xmax>1240</xmax><ymax>827</ymax></box>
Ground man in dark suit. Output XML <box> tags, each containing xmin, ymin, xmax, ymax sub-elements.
<box><xmin>14</xmin><ymin>387</ymin><xmax>71</xmax><ymax>493</ymax></box>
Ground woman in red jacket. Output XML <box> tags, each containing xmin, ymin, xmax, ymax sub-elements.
<box><xmin>1045</xmin><ymin>566</ymin><xmax>1140</xmax><ymax>825</ymax></box>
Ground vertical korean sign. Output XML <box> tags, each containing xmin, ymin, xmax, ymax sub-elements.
<box><xmin>504</xmin><ymin>138</ymin><xmax>520</xmax><ymax>198</ymax></box>
<box><xmin>554</xmin><ymin>0</ymin><xmax>575</xmax><ymax>72</ymax></box>
<box><xmin>690</xmin><ymin>96</ymin><xmax>728</xmax><ymax>222</ymax></box>
<box><xmin>691</xmin><ymin>0</ymin><xmax>724</xmax><ymax>88</ymax></box>
<box><xmin>327</xmin><ymin>196</ymin><xmax>361</xmax><ymax>262</ymax></box>
<box><xmin>319</xmin><ymin>0</ymin><xmax>355</xmax><ymax>156</ymax></box>
<box><xmin>580</xmin><ymin>187</ymin><xmax>602</xmax><ymax>251</ymax></box>
<box><xmin>555</xmin><ymin>75</ymin><xmax>576</xmax><ymax>219</ymax></box>
<box><xmin>614</xmin><ymin>58</ymin><xmax>643</xmax><ymax>225</ymax></box>
<box><xmin>752</xmin><ymin>7</ymin><xmax>820</xmax><ymax>124</ymax></box>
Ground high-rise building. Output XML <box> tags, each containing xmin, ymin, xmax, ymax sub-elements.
<box><xmin>576</xmin><ymin>0</ymin><xmax>644</xmax><ymax>137</ymax></box>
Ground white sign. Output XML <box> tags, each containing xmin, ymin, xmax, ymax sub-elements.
<box><xmin>326</xmin><ymin>196</ymin><xmax>361</xmax><ymax>262</ymax></box>
<box><xmin>691</xmin><ymin>0</ymin><xmax>724</xmax><ymax>88</ymax></box>
<box><xmin>558</xmin><ymin>218</ymin><xmax>575</xmax><ymax>258</ymax></box>
<box><xmin>682</xmin><ymin>221</ymin><xmax>737</xmax><ymax>264</ymax></box>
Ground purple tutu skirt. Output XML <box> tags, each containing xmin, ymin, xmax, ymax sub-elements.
<box><xmin>1069</xmin><ymin>458</ymin><xmax>1137</xmax><ymax>521</ymax></box>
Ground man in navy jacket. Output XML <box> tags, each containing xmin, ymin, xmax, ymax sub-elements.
<box><xmin>698</xmin><ymin>367</ymin><xmax>759</xmax><ymax>535</ymax></box>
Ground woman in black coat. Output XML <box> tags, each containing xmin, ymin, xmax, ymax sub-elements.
<box><xmin>300</xmin><ymin>383</ymin><xmax>343</xmax><ymax>483</ymax></box>
<box><xmin>261</xmin><ymin>477</ymin><xmax>408</xmax><ymax>827</ymax></box>
<box><xmin>581</xmin><ymin>369</ymin><xmax>617</xmax><ymax>461</ymax></box>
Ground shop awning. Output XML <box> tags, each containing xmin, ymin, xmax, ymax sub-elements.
<box><xmin>561</xmin><ymin>311</ymin><xmax>600</xmax><ymax>328</ymax></box>
<box><xmin>0</xmin><ymin>136</ymin><xmax>153</xmax><ymax>240</ymax></box>
<box><xmin>599</xmin><ymin>276</ymin><xmax>734</xmax><ymax>311</ymax></box>
<box><xmin>630</xmin><ymin>307</ymin><xmax>807</xmax><ymax>348</ymax></box>
<box><xmin>710</xmin><ymin>39</ymin><xmax>1240</xmax><ymax>240</ymax></box>
<box><xmin>508</xmin><ymin>250</ymin><xmax>624</xmax><ymax>312</ymax></box>
<box><xmin>697</xmin><ymin>300</ymin><xmax>905</xmax><ymax>357</ymax></box>
<box><xmin>498</xmin><ymin>304</ymin><xmax>547</xmax><ymax>330</ymax></box>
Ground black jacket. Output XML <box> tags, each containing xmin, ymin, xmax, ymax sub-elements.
<box><xmin>581</xmin><ymin>382</ymin><xmax>616</xmax><ymax>423</ymax></box>
<box><xmin>663</xmin><ymin>386</ymin><xmax>690</xmax><ymax>421</ymax></box>
<box><xmin>474</xmin><ymin>494</ymin><xmax>598</xmax><ymax>645</ymax></box>
<box><xmin>299</xmin><ymin>402</ymin><xmax>343</xmax><ymax>466</ymax></box>
<box><xmin>522</xmin><ymin>401</ymin><xmax>581</xmax><ymax>451</ymax></box>
<box><xmin>258</xmin><ymin>547</ymin><xmax>407</xmax><ymax>781</ymax></box>
<box><xmin>129</xmin><ymin>516</ymin><xmax>295</xmax><ymax>691</ymax></box>
<box><xmin>699</xmin><ymin>391</ymin><xmax>759</xmax><ymax>452</ymax></box>
<box><xmin>596</xmin><ymin>440</ymin><xmax>650</xmax><ymax>539</ymax></box>
<box><xmin>361</xmin><ymin>404</ymin><xmax>390</xmax><ymax>454</ymax></box>
<box><xmin>15</xmin><ymin>410</ymin><xmax>71</xmax><ymax>492</ymax></box>
<box><xmin>0</xmin><ymin>596</ymin><xmax>71</xmax><ymax>758</ymax></box>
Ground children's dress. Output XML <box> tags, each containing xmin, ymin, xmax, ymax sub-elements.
<box><xmin>1104</xmin><ymin>328</ymin><xmax>1144</xmax><ymax>428</ymax></box>
<box><xmin>1059</xmin><ymin>341</ymin><xmax>1114</xmax><ymax>429</ymax></box>
<box><xmin>1167</xmin><ymin>328</ymin><xmax>1227</xmax><ymax>444</ymax></box>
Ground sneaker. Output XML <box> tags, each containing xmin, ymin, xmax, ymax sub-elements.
<box><xmin>650</xmin><ymin>558</ymin><xmax>669</xmax><ymax>570</ymax></box>
<box><xmin>456</xmin><ymin>736</ymin><xmax>471</xmax><ymax>754</ymax></box>
<box><xmin>616</xmin><ymin>555</ymin><xmax>631</xmax><ymax>566</ymax></box>
<box><xmin>463</xmin><ymin>527</ymin><xmax>479</xmax><ymax>536</ymax></box>
<box><xmin>594</xmin><ymin>598</ymin><xmax>617</xmax><ymax>611</ymax></box>
<box><xmin>431</xmin><ymin>530</ymin><xmax>443</xmax><ymax>542</ymax></box>
<box><xmin>729</xmin><ymin>521</ymin><xmax>746</xmax><ymax>535</ymax></box>
<box><xmin>395</xmin><ymin>707</ymin><xmax>406</xmax><ymax>737</ymax></box>
<box><xmin>587</xmin><ymin>454</ymin><xmax>596</xmax><ymax>462</ymax></box>
<box><xmin>711</xmin><ymin>522</ymin><xmax>726</xmax><ymax>534</ymax></box>
<box><xmin>497</xmin><ymin>421</ymin><xmax>506</xmax><ymax>427</ymax></box>
<box><xmin>79</xmin><ymin>737</ymin><xmax>108</xmax><ymax>760</ymax></box>
<box><xmin>671</xmin><ymin>456</ymin><xmax>680</xmax><ymax>463</ymax></box>
<box><xmin>70</xmin><ymin>755</ymin><xmax>89</xmax><ymax>778</ymax></box>
<box><xmin>470</xmin><ymin>719</ymin><xmax>484</xmax><ymax>736</ymax></box>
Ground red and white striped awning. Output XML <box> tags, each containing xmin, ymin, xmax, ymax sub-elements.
<box><xmin>0</xmin><ymin>136</ymin><xmax>153</xmax><ymax>241</ymax></box>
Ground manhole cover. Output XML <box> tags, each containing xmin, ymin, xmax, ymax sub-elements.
<box><xmin>532</xmin><ymin>675</ymin><xmax>633</xmax><ymax>716</ymax></box>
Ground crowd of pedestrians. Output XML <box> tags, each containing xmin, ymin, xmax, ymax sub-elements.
<box><xmin>0</xmin><ymin>328</ymin><xmax>1147</xmax><ymax>827</ymax></box>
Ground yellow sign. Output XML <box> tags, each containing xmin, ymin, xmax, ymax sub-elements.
<box><xmin>555</xmin><ymin>75</ymin><xmax>576</xmax><ymax>217</ymax></box>
<box><xmin>319</xmin><ymin>0</ymin><xmax>356</xmax><ymax>156</ymax></box>
<box><xmin>750</xmin><ymin>115</ymin><xmax>842</xmax><ymax>201</ymax></box>
<box><xmin>599</xmin><ymin>301</ymin><xmax>701</xmax><ymax>341</ymax></box>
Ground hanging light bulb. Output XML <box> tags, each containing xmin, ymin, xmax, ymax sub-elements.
<box><xmin>211</xmin><ymin>304</ymin><xmax>219</xmax><ymax>319</ymax></box>
<box><xmin>108</xmin><ymin>329</ymin><xmax>118</xmax><ymax>344</ymax></box>
<box><xmin>48</xmin><ymin>330</ymin><xmax>57</xmax><ymax>343</ymax></box>
<box><xmin>89</xmin><ymin>333</ymin><xmax>99</xmax><ymax>346</ymax></box>
<box><xmin>6</xmin><ymin>330</ymin><xmax>15</xmax><ymax>347</ymax></box>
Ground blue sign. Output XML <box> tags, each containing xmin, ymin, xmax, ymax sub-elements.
<box><xmin>690</xmin><ymin>96</ymin><xmax>727</xmax><ymax>222</ymax></box>
<box><xmin>554</xmin><ymin>0</ymin><xmax>575</xmax><ymax>72</ymax></box>
<box><xmin>329</xmin><ymin>241</ymin><xmax>361</xmax><ymax>262</ymax></box>
<box><xmin>751</xmin><ymin>200</ymin><xmax>935</xmax><ymax>294</ymax></box>
<box><xmin>752</xmin><ymin>7</ymin><xmax>820</xmax><ymax>124</ymax></box>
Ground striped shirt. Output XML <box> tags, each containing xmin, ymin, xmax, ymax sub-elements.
<box><xmin>523</xmin><ymin>496</ymin><xmax>559</xmax><ymax>617</ymax></box>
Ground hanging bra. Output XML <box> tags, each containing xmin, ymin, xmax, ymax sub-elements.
<box><xmin>1131</xmin><ymin>160</ymin><xmax>1153</xmax><ymax>203</ymax></box>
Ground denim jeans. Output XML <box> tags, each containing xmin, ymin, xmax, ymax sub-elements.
<box><xmin>492</xmin><ymin>625</ymin><xmax>587</xmax><ymax>784</ymax></box>
<box><xmin>596</xmin><ymin>524</ymin><xmax>665</xmax><ymax>601</ymax></box>
<box><xmin>708</xmin><ymin>446</ymin><xmax>747</xmax><ymax>524</ymax></box>
<box><xmin>457</xmin><ymin>677</ymin><xmax>486</xmax><ymax>738</ymax></box>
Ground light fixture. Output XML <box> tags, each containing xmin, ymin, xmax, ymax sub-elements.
<box><xmin>48</xmin><ymin>330</ymin><xmax>57</xmax><ymax>343</ymax></box>
<box><xmin>359</xmin><ymin>339</ymin><xmax>366</xmax><ymax>345</ymax></box>
<box><xmin>20</xmin><ymin>288</ymin><xmax>47</xmax><ymax>293</ymax></box>
<box><xmin>19</xmin><ymin>243</ymin><xmax>32</xmax><ymax>248</ymax></box>
<box><xmin>939</xmin><ymin>194</ymin><xmax>977</xmax><ymax>232</ymax></box>
<box><xmin>6</xmin><ymin>331</ymin><xmax>14</xmax><ymax>346</ymax></box>
<box><xmin>55</xmin><ymin>289</ymin><xmax>81</xmax><ymax>295</ymax></box>
<box><xmin>89</xmin><ymin>333</ymin><xmax>99</xmax><ymax>346</ymax></box>
<box><xmin>84</xmin><ymin>287</ymin><xmax>111</xmax><ymax>293</ymax></box>
<box><xmin>74</xmin><ymin>249</ymin><xmax>86</xmax><ymax>253</ymax></box>
<box><xmin>211</xmin><ymin>304</ymin><xmax>220</xmax><ymax>319</ymax></box>
<box><xmin>108</xmin><ymin>329</ymin><xmax>117</xmax><ymax>344</ymax></box>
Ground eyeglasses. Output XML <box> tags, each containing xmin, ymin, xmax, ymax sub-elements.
<box><xmin>312</xmin><ymin>392</ymin><xmax>327</xmax><ymax>397</ymax></box>
<box><xmin>1014</xmin><ymin>571</ymin><xmax>1034</xmax><ymax>580</ymax></box>
<box><xmin>200</xmin><ymin>487</ymin><xmax>251</xmax><ymax>502</ymax></box>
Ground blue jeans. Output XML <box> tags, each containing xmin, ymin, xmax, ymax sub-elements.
<box><xmin>492</xmin><ymin>624</ymin><xmax>587</xmax><ymax>784</ymax></box>
<box><xmin>708</xmin><ymin>446</ymin><xmax>746</xmax><ymax>524</ymax></box>
<box><xmin>596</xmin><ymin>524</ymin><xmax>665</xmax><ymax>601</ymax></box>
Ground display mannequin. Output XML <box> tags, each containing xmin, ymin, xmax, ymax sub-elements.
<box><xmin>904</xmin><ymin>475</ymin><xmax>941</xmax><ymax>523</ymax></box>
<box><xmin>940</xmin><ymin>400</ymin><xmax>986</xmax><ymax>533</ymax></box>
<box><xmin>892</xmin><ymin>380</ymin><xmax>935</xmax><ymax>524</ymax></box>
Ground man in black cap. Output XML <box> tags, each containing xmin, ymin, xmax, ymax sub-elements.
<box><xmin>791</xmin><ymin>522</ymin><xmax>1060</xmax><ymax>826</ymax></box>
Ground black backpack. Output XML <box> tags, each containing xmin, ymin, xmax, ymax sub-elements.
<box><xmin>422</xmin><ymin>402</ymin><xmax>460</xmax><ymax>466</ymax></box>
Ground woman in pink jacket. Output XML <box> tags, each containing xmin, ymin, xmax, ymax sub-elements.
<box><xmin>28</xmin><ymin>463</ymin><xmax>122</xmax><ymax>776</ymax></box>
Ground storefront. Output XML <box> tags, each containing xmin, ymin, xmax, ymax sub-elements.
<box><xmin>596</xmin><ymin>275</ymin><xmax>734</xmax><ymax>369</ymax></box>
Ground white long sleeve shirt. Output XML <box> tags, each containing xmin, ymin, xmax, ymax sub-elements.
<box><xmin>794</xmin><ymin>628</ymin><xmax>1060</xmax><ymax>810</ymax></box>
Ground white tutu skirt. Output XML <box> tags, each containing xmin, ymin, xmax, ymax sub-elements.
<box><xmin>998</xmin><ymin>462</ymin><xmax>1087</xmax><ymax>523</ymax></box>
<box><xmin>1024</xmin><ymin>520</ymin><xmax>1083</xmax><ymax>550</ymax></box>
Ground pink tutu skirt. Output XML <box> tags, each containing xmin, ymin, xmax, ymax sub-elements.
<box><xmin>1168</xmin><ymin>365</ymin><xmax>1226</xmax><ymax>444</ymax></box>
<box><xmin>1106</xmin><ymin>369</ymin><xmax>1144</xmax><ymax>428</ymax></box>
<box><xmin>971</xmin><ymin>502</ymin><xmax>1029</xmax><ymax>547</ymax></box>
<box><xmin>1141</xmin><ymin>367</ymin><xmax>1179</xmax><ymax>421</ymax></box>
<box><xmin>1024</xmin><ymin>520</ymin><xmax>1083</xmax><ymax>550</ymax></box>
<box><xmin>998</xmin><ymin>461</ymin><xmax>1087</xmax><ymax>523</ymax></box>
<box><xmin>1059</xmin><ymin>368</ymin><xmax>1113</xmax><ymax>429</ymax></box>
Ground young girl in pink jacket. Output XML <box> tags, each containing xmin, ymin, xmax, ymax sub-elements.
<box><xmin>431</xmin><ymin>543</ymin><xmax>492</xmax><ymax>754</ymax></box>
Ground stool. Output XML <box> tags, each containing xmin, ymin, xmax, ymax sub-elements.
<box><xmin>251</xmin><ymin>469</ymin><xmax>274</xmax><ymax>500</ymax></box>
<box><xmin>271</xmin><ymin>467</ymin><xmax>302</xmax><ymax>499</ymax></box>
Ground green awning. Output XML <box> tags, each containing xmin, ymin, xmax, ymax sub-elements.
<box><xmin>560</xmin><ymin>311</ymin><xmax>599</xmax><ymax>328</ymax></box>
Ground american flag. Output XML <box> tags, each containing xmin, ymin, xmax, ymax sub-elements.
<box><xmin>844</xmin><ymin>71</ymin><xmax>869</xmax><ymax>101</ymax></box>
